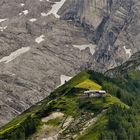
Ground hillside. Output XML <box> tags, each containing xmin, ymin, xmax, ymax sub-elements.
<box><xmin>1</xmin><ymin>69</ymin><xmax>140</xmax><ymax>140</ymax></box>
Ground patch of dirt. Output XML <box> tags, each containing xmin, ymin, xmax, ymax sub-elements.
<box><xmin>42</xmin><ymin>112</ymin><xmax>64</xmax><ymax>123</ymax></box>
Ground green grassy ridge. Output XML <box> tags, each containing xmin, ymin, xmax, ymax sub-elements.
<box><xmin>0</xmin><ymin>70</ymin><xmax>132</xmax><ymax>140</ymax></box>
<box><xmin>78</xmin><ymin>70</ymin><xmax>140</xmax><ymax>140</ymax></box>
<box><xmin>66</xmin><ymin>70</ymin><xmax>139</xmax><ymax>140</ymax></box>
<box><xmin>0</xmin><ymin>71</ymin><xmax>90</xmax><ymax>139</ymax></box>
<box><xmin>45</xmin><ymin>93</ymin><xmax>128</xmax><ymax>140</ymax></box>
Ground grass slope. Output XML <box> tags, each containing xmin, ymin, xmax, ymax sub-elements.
<box><xmin>0</xmin><ymin>71</ymin><xmax>131</xmax><ymax>140</ymax></box>
<box><xmin>75</xmin><ymin>79</ymin><xmax>102</xmax><ymax>90</ymax></box>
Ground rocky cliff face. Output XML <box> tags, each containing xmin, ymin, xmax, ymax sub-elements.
<box><xmin>61</xmin><ymin>0</ymin><xmax>140</xmax><ymax>70</ymax></box>
<box><xmin>0</xmin><ymin>0</ymin><xmax>140</xmax><ymax>127</ymax></box>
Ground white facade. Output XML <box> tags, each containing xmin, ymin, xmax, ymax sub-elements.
<box><xmin>84</xmin><ymin>90</ymin><xmax>106</xmax><ymax>94</ymax></box>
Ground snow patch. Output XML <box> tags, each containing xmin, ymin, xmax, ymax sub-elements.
<box><xmin>19</xmin><ymin>10</ymin><xmax>29</xmax><ymax>15</ymax></box>
<box><xmin>20</xmin><ymin>3</ymin><xmax>25</xmax><ymax>7</ymax></box>
<box><xmin>35</xmin><ymin>35</ymin><xmax>45</xmax><ymax>44</ymax></box>
<box><xmin>123</xmin><ymin>46</ymin><xmax>131</xmax><ymax>58</ymax></box>
<box><xmin>0</xmin><ymin>19</ymin><xmax>7</xmax><ymax>23</ymax></box>
<box><xmin>29</xmin><ymin>18</ymin><xmax>37</xmax><ymax>22</ymax></box>
<box><xmin>0</xmin><ymin>47</ymin><xmax>30</xmax><ymax>63</ymax></box>
<box><xmin>0</xmin><ymin>26</ymin><xmax>7</xmax><ymax>32</ymax></box>
<box><xmin>23</xmin><ymin>10</ymin><xmax>29</xmax><ymax>15</ymax></box>
<box><xmin>60</xmin><ymin>75</ymin><xmax>72</xmax><ymax>85</ymax></box>
<box><xmin>73</xmin><ymin>44</ymin><xmax>96</xmax><ymax>55</ymax></box>
<box><xmin>46</xmin><ymin>0</ymin><xmax>66</xmax><ymax>18</ymax></box>
<box><xmin>41</xmin><ymin>12</ymin><xmax>47</xmax><ymax>17</ymax></box>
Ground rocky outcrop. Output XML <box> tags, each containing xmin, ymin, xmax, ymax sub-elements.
<box><xmin>105</xmin><ymin>51</ymin><xmax>140</xmax><ymax>77</ymax></box>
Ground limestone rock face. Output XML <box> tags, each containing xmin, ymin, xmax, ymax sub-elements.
<box><xmin>61</xmin><ymin>0</ymin><xmax>140</xmax><ymax>70</ymax></box>
<box><xmin>61</xmin><ymin>0</ymin><xmax>110</xmax><ymax>28</ymax></box>
<box><xmin>76</xmin><ymin>0</ymin><xmax>109</xmax><ymax>29</ymax></box>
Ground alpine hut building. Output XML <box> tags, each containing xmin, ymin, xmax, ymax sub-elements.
<box><xmin>83</xmin><ymin>90</ymin><xmax>106</xmax><ymax>98</ymax></box>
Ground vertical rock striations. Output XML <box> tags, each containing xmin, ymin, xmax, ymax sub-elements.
<box><xmin>61</xmin><ymin>0</ymin><xmax>140</xmax><ymax>71</ymax></box>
